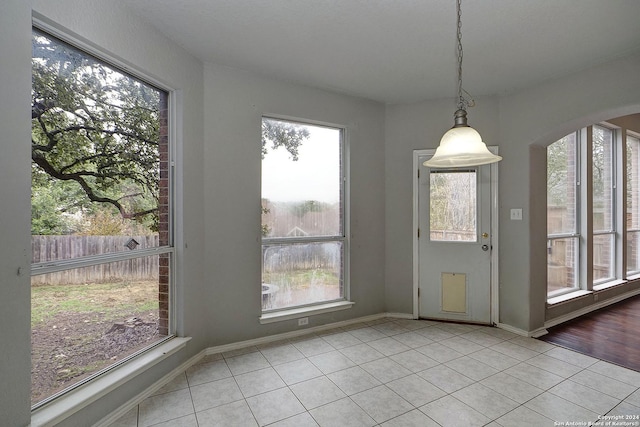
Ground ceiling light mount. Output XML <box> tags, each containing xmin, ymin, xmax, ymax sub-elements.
<box><xmin>423</xmin><ymin>0</ymin><xmax>502</xmax><ymax>168</ymax></box>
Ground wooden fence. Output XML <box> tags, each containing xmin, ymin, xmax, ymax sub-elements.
<box><xmin>31</xmin><ymin>235</ymin><xmax>159</xmax><ymax>286</ymax></box>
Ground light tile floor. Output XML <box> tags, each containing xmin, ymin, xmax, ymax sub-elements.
<box><xmin>107</xmin><ymin>318</ymin><xmax>640</xmax><ymax>427</ymax></box>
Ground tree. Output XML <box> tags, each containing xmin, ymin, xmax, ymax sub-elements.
<box><xmin>31</xmin><ymin>178</ymin><xmax>84</xmax><ymax>235</ymax></box>
<box><xmin>261</xmin><ymin>118</ymin><xmax>310</xmax><ymax>160</ymax></box>
<box><xmin>547</xmin><ymin>134</ymin><xmax>574</xmax><ymax>207</ymax></box>
<box><xmin>31</xmin><ymin>30</ymin><xmax>162</xmax><ymax>233</ymax></box>
<box><xmin>261</xmin><ymin>118</ymin><xmax>311</xmax><ymax>236</ymax></box>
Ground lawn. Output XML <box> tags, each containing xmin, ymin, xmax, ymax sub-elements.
<box><xmin>262</xmin><ymin>268</ymin><xmax>341</xmax><ymax>310</ymax></box>
<box><xmin>31</xmin><ymin>280</ymin><xmax>162</xmax><ymax>405</ymax></box>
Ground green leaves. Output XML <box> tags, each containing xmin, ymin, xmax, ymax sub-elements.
<box><xmin>31</xmin><ymin>30</ymin><xmax>163</xmax><ymax>234</ymax></box>
<box><xmin>261</xmin><ymin>118</ymin><xmax>310</xmax><ymax>160</ymax></box>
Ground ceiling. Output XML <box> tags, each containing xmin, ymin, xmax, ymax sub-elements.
<box><xmin>121</xmin><ymin>0</ymin><xmax>640</xmax><ymax>104</ymax></box>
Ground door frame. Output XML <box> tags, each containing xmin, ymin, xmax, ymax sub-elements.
<box><xmin>412</xmin><ymin>147</ymin><xmax>500</xmax><ymax>325</ymax></box>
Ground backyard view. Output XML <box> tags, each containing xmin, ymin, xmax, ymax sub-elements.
<box><xmin>261</xmin><ymin>119</ymin><xmax>344</xmax><ymax>311</ymax></box>
<box><xmin>31</xmin><ymin>273</ymin><xmax>161</xmax><ymax>403</ymax></box>
<box><xmin>31</xmin><ymin>29</ymin><xmax>170</xmax><ymax>405</ymax></box>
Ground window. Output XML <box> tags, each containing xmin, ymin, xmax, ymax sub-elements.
<box><xmin>546</xmin><ymin>123</ymin><xmax>629</xmax><ymax>299</ymax></box>
<box><xmin>261</xmin><ymin>118</ymin><xmax>346</xmax><ymax>312</ymax></box>
<box><xmin>592</xmin><ymin>125</ymin><xmax>615</xmax><ymax>283</ymax></box>
<box><xmin>430</xmin><ymin>170</ymin><xmax>477</xmax><ymax>242</ymax></box>
<box><xmin>31</xmin><ymin>29</ymin><xmax>173</xmax><ymax>407</ymax></box>
<box><xmin>627</xmin><ymin>133</ymin><xmax>640</xmax><ymax>275</ymax></box>
<box><xmin>547</xmin><ymin>133</ymin><xmax>579</xmax><ymax>296</ymax></box>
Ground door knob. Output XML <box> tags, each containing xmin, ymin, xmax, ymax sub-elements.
<box><xmin>481</xmin><ymin>244</ymin><xmax>489</xmax><ymax>251</ymax></box>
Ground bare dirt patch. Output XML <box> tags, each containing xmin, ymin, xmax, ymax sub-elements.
<box><xmin>31</xmin><ymin>281</ymin><xmax>163</xmax><ymax>405</ymax></box>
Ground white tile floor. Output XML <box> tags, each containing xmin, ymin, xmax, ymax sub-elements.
<box><xmin>107</xmin><ymin>318</ymin><xmax>640</xmax><ymax>427</ymax></box>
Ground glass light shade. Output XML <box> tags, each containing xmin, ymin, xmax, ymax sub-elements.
<box><xmin>423</xmin><ymin>125</ymin><xmax>502</xmax><ymax>168</ymax></box>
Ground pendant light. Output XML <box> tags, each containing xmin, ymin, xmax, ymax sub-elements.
<box><xmin>423</xmin><ymin>0</ymin><xmax>502</xmax><ymax>168</ymax></box>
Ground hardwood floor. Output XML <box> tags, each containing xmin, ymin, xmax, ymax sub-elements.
<box><xmin>539</xmin><ymin>294</ymin><xmax>640</xmax><ymax>372</ymax></box>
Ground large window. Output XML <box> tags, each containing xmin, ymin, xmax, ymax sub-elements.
<box><xmin>546</xmin><ymin>123</ymin><xmax>630</xmax><ymax>298</ymax></box>
<box><xmin>261</xmin><ymin>118</ymin><xmax>346</xmax><ymax>312</ymax></box>
<box><xmin>31</xmin><ymin>29</ymin><xmax>173</xmax><ymax>407</ymax></box>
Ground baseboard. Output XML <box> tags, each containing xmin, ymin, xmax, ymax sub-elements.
<box><xmin>93</xmin><ymin>347</ymin><xmax>204</xmax><ymax>427</ymax></box>
<box><xmin>95</xmin><ymin>312</ymin><xmax>390</xmax><ymax>426</ymax></box>
<box><xmin>529</xmin><ymin>327</ymin><xmax>549</xmax><ymax>338</ymax></box>
<box><xmin>544</xmin><ymin>287</ymin><xmax>640</xmax><ymax>329</ymax></box>
<box><xmin>496</xmin><ymin>322</ymin><xmax>531</xmax><ymax>337</ymax></box>
<box><xmin>385</xmin><ymin>312</ymin><xmax>416</xmax><ymax>320</ymax></box>
<box><xmin>203</xmin><ymin>313</ymin><xmax>389</xmax><ymax>356</ymax></box>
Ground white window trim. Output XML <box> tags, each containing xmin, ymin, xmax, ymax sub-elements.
<box><xmin>259</xmin><ymin>301</ymin><xmax>355</xmax><ymax>324</ymax></box>
<box><xmin>547</xmin><ymin>290</ymin><xmax>592</xmax><ymax>306</ymax></box>
<box><xmin>31</xmin><ymin>338</ymin><xmax>190</xmax><ymax>427</ymax></box>
<box><xmin>260</xmin><ymin>117</ymin><xmax>351</xmax><ymax>315</ymax></box>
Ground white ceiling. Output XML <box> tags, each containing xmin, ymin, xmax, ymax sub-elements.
<box><xmin>122</xmin><ymin>0</ymin><xmax>640</xmax><ymax>104</ymax></box>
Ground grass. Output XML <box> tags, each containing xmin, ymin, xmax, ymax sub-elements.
<box><xmin>263</xmin><ymin>268</ymin><xmax>339</xmax><ymax>289</ymax></box>
<box><xmin>31</xmin><ymin>280</ymin><xmax>159</xmax><ymax>327</ymax></box>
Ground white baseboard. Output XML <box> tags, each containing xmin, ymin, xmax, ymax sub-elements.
<box><xmin>94</xmin><ymin>346</ymin><xmax>204</xmax><ymax>427</ymax></box>
<box><xmin>544</xmin><ymin>287</ymin><xmax>640</xmax><ymax>329</ymax></box>
<box><xmin>95</xmin><ymin>312</ymin><xmax>391</xmax><ymax>426</ymax></box>
<box><xmin>529</xmin><ymin>328</ymin><xmax>549</xmax><ymax>338</ymax></box>
<box><xmin>203</xmin><ymin>313</ymin><xmax>389</xmax><ymax>357</ymax></box>
<box><xmin>496</xmin><ymin>322</ymin><xmax>531</xmax><ymax>337</ymax></box>
<box><xmin>98</xmin><ymin>311</ymin><xmax>535</xmax><ymax>426</ymax></box>
<box><xmin>385</xmin><ymin>312</ymin><xmax>416</xmax><ymax>320</ymax></box>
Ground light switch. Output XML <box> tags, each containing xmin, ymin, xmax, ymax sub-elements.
<box><xmin>510</xmin><ymin>208</ymin><xmax>523</xmax><ymax>220</ymax></box>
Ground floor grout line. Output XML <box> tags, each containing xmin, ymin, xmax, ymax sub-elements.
<box><xmin>119</xmin><ymin>318</ymin><xmax>640</xmax><ymax>427</ymax></box>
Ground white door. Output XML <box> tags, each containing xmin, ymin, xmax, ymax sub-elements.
<box><xmin>416</xmin><ymin>150</ymin><xmax>497</xmax><ymax>324</ymax></box>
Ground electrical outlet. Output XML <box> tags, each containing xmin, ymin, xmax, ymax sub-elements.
<box><xmin>510</xmin><ymin>208</ymin><xmax>523</xmax><ymax>220</ymax></box>
<box><xmin>298</xmin><ymin>317</ymin><xmax>309</xmax><ymax>326</ymax></box>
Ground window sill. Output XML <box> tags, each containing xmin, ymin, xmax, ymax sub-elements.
<box><xmin>259</xmin><ymin>301</ymin><xmax>355</xmax><ymax>324</ymax></box>
<box><xmin>547</xmin><ymin>290</ymin><xmax>592</xmax><ymax>306</ymax></box>
<box><xmin>31</xmin><ymin>337</ymin><xmax>191</xmax><ymax>427</ymax></box>
<box><xmin>593</xmin><ymin>279</ymin><xmax>626</xmax><ymax>291</ymax></box>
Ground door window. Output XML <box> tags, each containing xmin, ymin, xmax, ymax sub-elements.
<box><xmin>429</xmin><ymin>170</ymin><xmax>477</xmax><ymax>242</ymax></box>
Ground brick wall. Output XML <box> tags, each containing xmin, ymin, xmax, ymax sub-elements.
<box><xmin>158</xmin><ymin>91</ymin><xmax>169</xmax><ymax>336</ymax></box>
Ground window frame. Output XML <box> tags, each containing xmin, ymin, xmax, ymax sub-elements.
<box><xmin>591</xmin><ymin>125</ymin><xmax>617</xmax><ymax>285</ymax></box>
<box><xmin>30</xmin><ymin>22</ymin><xmax>177</xmax><ymax>410</ymax></box>
<box><xmin>626</xmin><ymin>132</ymin><xmax>640</xmax><ymax>276</ymax></box>
<box><xmin>547</xmin><ymin>130</ymin><xmax>581</xmax><ymax>298</ymax></box>
<box><xmin>260</xmin><ymin>116</ymin><xmax>351</xmax><ymax>319</ymax></box>
<box><xmin>546</xmin><ymin>122</ymin><xmax>631</xmax><ymax>302</ymax></box>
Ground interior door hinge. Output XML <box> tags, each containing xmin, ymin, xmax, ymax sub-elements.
<box><xmin>418</xmin><ymin>288</ymin><xmax>420</xmax><ymax>298</ymax></box>
<box><xmin>418</xmin><ymin>169</ymin><xmax>420</xmax><ymax>179</ymax></box>
<box><xmin>417</xmin><ymin>228</ymin><xmax>420</xmax><ymax>238</ymax></box>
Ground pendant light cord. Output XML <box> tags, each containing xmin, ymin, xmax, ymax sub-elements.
<box><xmin>456</xmin><ymin>0</ymin><xmax>465</xmax><ymax>112</ymax></box>
<box><xmin>455</xmin><ymin>0</ymin><xmax>475</xmax><ymax>114</ymax></box>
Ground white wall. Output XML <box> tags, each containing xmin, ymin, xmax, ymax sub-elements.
<box><xmin>202</xmin><ymin>64</ymin><xmax>387</xmax><ymax>344</ymax></box>
<box><xmin>3</xmin><ymin>1</ymin><xmax>386</xmax><ymax>423</ymax></box>
<box><xmin>505</xmin><ymin>54</ymin><xmax>640</xmax><ymax>328</ymax></box>
<box><xmin>385</xmin><ymin>52</ymin><xmax>640</xmax><ymax>332</ymax></box>
<box><xmin>0</xmin><ymin>1</ymin><xmax>33</xmax><ymax>425</ymax></box>
<box><xmin>384</xmin><ymin>96</ymin><xmax>500</xmax><ymax>315</ymax></box>
<box><xmin>1</xmin><ymin>0</ymin><xmax>206</xmax><ymax>425</ymax></box>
